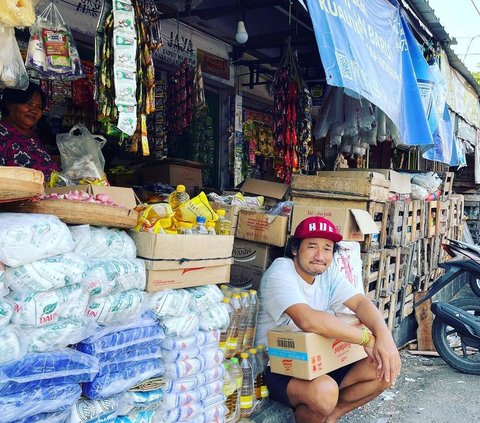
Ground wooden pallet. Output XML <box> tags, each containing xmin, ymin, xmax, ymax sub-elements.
<box><xmin>361</xmin><ymin>202</ymin><xmax>388</xmax><ymax>252</ymax></box>
<box><xmin>402</xmin><ymin>200</ymin><xmax>426</xmax><ymax>245</ymax></box>
<box><xmin>362</xmin><ymin>250</ymin><xmax>388</xmax><ymax>301</ymax></box>
<box><xmin>440</xmin><ymin>171</ymin><xmax>455</xmax><ymax>200</ymax></box>
<box><xmin>385</xmin><ymin>201</ymin><xmax>407</xmax><ymax>247</ymax></box>
<box><xmin>426</xmin><ymin>201</ymin><xmax>437</xmax><ymax>238</ymax></box>
<box><xmin>448</xmin><ymin>194</ymin><xmax>464</xmax><ymax>228</ymax></box>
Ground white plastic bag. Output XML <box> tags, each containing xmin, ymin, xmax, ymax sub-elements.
<box><xmin>71</xmin><ymin>226</ymin><xmax>137</xmax><ymax>259</ymax></box>
<box><xmin>0</xmin><ymin>0</ymin><xmax>35</xmax><ymax>27</ymax></box>
<box><xmin>0</xmin><ymin>325</ymin><xmax>26</xmax><ymax>365</ymax></box>
<box><xmin>0</xmin><ymin>26</ymin><xmax>29</xmax><ymax>89</ymax></box>
<box><xmin>5</xmin><ymin>252</ymin><xmax>87</xmax><ymax>292</ymax></box>
<box><xmin>9</xmin><ymin>283</ymin><xmax>89</xmax><ymax>327</ymax></box>
<box><xmin>0</xmin><ymin>213</ymin><xmax>74</xmax><ymax>267</ymax></box>
<box><xmin>86</xmin><ymin>289</ymin><xmax>145</xmax><ymax>324</ymax></box>
<box><xmin>69</xmin><ymin>397</ymin><xmax>119</xmax><ymax>423</ymax></box>
<box><xmin>57</xmin><ymin>124</ymin><xmax>106</xmax><ymax>183</ymax></box>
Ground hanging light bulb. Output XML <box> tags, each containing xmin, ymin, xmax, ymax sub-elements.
<box><xmin>235</xmin><ymin>19</ymin><xmax>248</xmax><ymax>44</ymax></box>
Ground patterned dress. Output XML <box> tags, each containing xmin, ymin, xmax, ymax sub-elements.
<box><xmin>0</xmin><ymin>122</ymin><xmax>59</xmax><ymax>181</ymax></box>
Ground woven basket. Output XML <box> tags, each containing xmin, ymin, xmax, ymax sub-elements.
<box><xmin>4</xmin><ymin>199</ymin><xmax>139</xmax><ymax>229</ymax></box>
<box><xmin>0</xmin><ymin>166</ymin><xmax>44</xmax><ymax>202</ymax></box>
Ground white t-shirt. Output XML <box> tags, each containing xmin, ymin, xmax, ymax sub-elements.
<box><xmin>255</xmin><ymin>257</ymin><xmax>359</xmax><ymax>346</ymax></box>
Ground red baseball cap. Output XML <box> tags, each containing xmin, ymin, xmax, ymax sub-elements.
<box><xmin>293</xmin><ymin>216</ymin><xmax>343</xmax><ymax>242</ymax></box>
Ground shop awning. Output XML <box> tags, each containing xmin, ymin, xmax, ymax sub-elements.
<box><xmin>305</xmin><ymin>0</ymin><xmax>433</xmax><ymax>151</ymax></box>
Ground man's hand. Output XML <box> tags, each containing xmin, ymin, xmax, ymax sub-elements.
<box><xmin>371</xmin><ymin>331</ymin><xmax>401</xmax><ymax>384</ymax></box>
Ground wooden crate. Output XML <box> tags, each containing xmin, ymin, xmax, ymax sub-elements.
<box><xmin>362</xmin><ymin>250</ymin><xmax>388</xmax><ymax>302</ymax></box>
<box><xmin>385</xmin><ymin>201</ymin><xmax>407</xmax><ymax>247</ymax></box>
<box><xmin>361</xmin><ymin>201</ymin><xmax>388</xmax><ymax>252</ymax></box>
<box><xmin>401</xmin><ymin>200</ymin><xmax>426</xmax><ymax>245</ymax></box>
<box><xmin>426</xmin><ymin>201</ymin><xmax>437</xmax><ymax>238</ymax></box>
<box><xmin>437</xmin><ymin>200</ymin><xmax>450</xmax><ymax>236</ymax></box>
<box><xmin>440</xmin><ymin>171</ymin><xmax>455</xmax><ymax>200</ymax></box>
<box><xmin>377</xmin><ymin>293</ymin><xmax>397</xmax><ymax>332</ymax></box>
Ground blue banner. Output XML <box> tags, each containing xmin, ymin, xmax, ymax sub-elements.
<box><xmin>306</xmin><ymin>0</ymin><xmax>433</xmax><ymax>149</ymax></box>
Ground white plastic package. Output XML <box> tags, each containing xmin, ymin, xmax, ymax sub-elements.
<box><xmin>161</xmin><ymin>312</ymin><xmax>200</xmax><ymax>338</ymax></box>
<box><xmin>5</xmin><ymin>252</ymin><xmax>87</xmax><ymax>292</ymax></box>
<box><xmin>149</xmin><ymin>289</ymin><xmax>191</xmax><ymax>318</ymax></box>
<box><xmin>69</xmin><ymin>397</ymin><xmax>119</xmax><ymax>423</ymax></box>
<box><xmin>0</xmin><ymin>213</ymin><xmax>74</xmax><ymax>267</ymax></box>
<box><xmin>0</xmin><ymin>26</ymin><xmax>29</xmax><ymax>90</ymax></box>
<box><xmin>198</xmin><ymin>302</ymin><xmax>230</xmax><ymax>331</ymax></box>
<box><xmin>0</xmin><ymin>263</ymin><xmax>7</xmax><ymax>297</ymax></box>
<box><xmin>86</xmin><ymin>289</ymin><xmax>145</xmax><ymax>324</ymax></box>
<box><xmin>411</xmin><ymin>183</ymin><xmax>429</xmax><ymax>200</ymax></box>
<box><xmin>25</xmin><ymin>317</ymin><xmax>98</xmax><ymax>353</ymax></box>
<box><xmin>188</xmin><ymin>285</ymin><xmax>224</xmax><ymax>313</ymax></box>
<box><xmin>71</xmin><ymin>226</ymin><xmax>136</xmax><ymax>259</ymax></box>
<box><xmin>84</xmin><ymin>258</ymin><xmax>146</xmax><ymax>297</ymax></box>
<box><xmin>0</xmin><ymin>325</ymin><xmax>26</xmax><ymax>365</ymax></box>
<box><xmin>0</xmin><ymin>298</ymin><xmax>13</xmax><ymax>328</ymax></box>
<box><xmin>117</xmin><ymin>388</ymin><xmax>164</xmax><ymax>416</ymax></box>
<box><xmin>9</xmin><ymin>283</ymin><xmax>89</xmax><ymax>327</ymax></box>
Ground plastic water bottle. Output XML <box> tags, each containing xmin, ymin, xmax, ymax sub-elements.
<box><xmin>222</xmin><ymin>361</ymin><xmax>240</xmax><ymax>422</ymax></box>
<box><xmin>194</xmin><ymin>216</ymin><xmax>208</xmax><ymax>235</ymax></box>
<box><xmin>216</xmin><ymin>209</ymin><xmax>232</xmax><ymax>235</ymax></box>
<box><xmin>237</xmin><ymin>291</ymin><xmax>250</xmax><ymax>352</ymax></box>
<box><xmin>243</xmin><ymin>290</ymin><xmax>259</xmax><ymax>350</ymax></box>
<box><xmin>177</xmin><ymin>221</ymin><xmax>194</xmax><ymax>235</ymax></box>
<box><xmin>248</xmin><ymin>348</ymin><xmax>260</xmax><ymax>406</ymax></box>
<box><xmin>168</xmin><ymin>184</ymin><xmax>190</xmax><ymax>210</ymax></box>
<box><xmin>230</xmin><ymin>357</ymin><xmax>243</xmax><ymax>390</ymax></box>
<box><xmin>256</xmin><ymin>344</ymin><xmax>269</xmax><ymax>401</ymax></box>
<box><xmin>239</xmin><ymin>352</ymin><xmax>254</xmax><ymax>418</ymax></box>
<box><xmin>207</xmin><ymin>221</ymin><xmax>217</xmax><ymax>235</ymax></box>
<box><xmin>226</xmin><ymin>294</ymin><xmax>243</xmax><ymax>358</ymax></box>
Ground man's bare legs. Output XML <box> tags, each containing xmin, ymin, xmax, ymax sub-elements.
<box><xmin>287</xmin><ymin>358</ymin><xmax>393</xmax><ymax>423</ymax></box>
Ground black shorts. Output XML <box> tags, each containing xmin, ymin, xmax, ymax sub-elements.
<box><xmin>264</xmin><ymin>363</ymin><xmax>355</xmax><ymax>409</ymax></box>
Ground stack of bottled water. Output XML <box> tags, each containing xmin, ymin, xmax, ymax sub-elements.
<box><xmin>149</xmin><ymin>285</ymin><xmax>230</xmax><ymax>422</ymax></box>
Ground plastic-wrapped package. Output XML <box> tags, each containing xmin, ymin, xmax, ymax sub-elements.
<box><xmin>68</xmin><ymin>397</ymin><xmax>119</xmax><ymax>423</ymax></box>
<box><xmin>96</xmin><ymin>344</ymin><xmax>161</xmax><ymax>375</ymax></box>
<box><xmin>77</xmin><ymin>315</ymin><xmax>163</xmax><ymax>357</ymax></box>
<box><xmin>115</xmin><ymin>411</ymin><xmax>156</xmax><ymax>423</ymax></box>
<box><xmin>161</xmin><ymin>311</ymin><xmax>199</xmax><ymax>338</ymax></box>
<box><xmin>9</xmin><ymin>283</ymin><xmax>89</xmax><ymax>327</ymax></box>
<box><xmin>86</xmin><ymin>289</ymin><xmax>145</xmax><ymax>324</ymax></box>
<box><xmin>187</xmin><ymin>285</ymin><xmax>224</xmax><ymax>313</ymax></box>
<box><xmin>204</xmin><ymin>403</ymin><xmax>228</xmax><ymax>422</ymax></box>
<box><xmin>0</xmin><ymin>263</ymin><xmax>8</xmax><ymax>297</ymax></box>
<box><xmin>25</xmin><ymin>317</ymin><xmax>98</xmax><ymax>353</ymax></box>
<box><xmin>0</xmin><ymin>325</ymin><xmax>26</xmax><ymax>365</ymax></box>
<box><xmin>162</xmin><ymin>379</ymin><xmax>223</xmax><ymax>410</ymax></box>
<box><xmin>12</xmin><ymin>409</ymin><xmax>72</xmax><ymax>423</ymax></box>
<box><xmin>0</xmin><ymin>297</ymin><xmax>13</xmax><ymax>328</ymax></box>
<box><xmin>149</xmin><ymin>289</ymin><xmax>191</xmax><ymax>318</ymax></box>
<box><xmin>162</xmin><ymin>345</ymin><xmax>201</xmax><ymax>363</ymax></box>
<box><xmin>411</xmin><ymin>183</ymin><xmax>429</xmax><ymax>200</ymax></box>
<box><xmin>163</xmin><ymin>357</ymin><xmax>204</xmax><ymax>380</ymax></box>
<box><xmin>158</xmin><ymin>401</ymin><xmax>203</xmax><ymax>423</ymax></box>
<box><xmin>71</xmin><ymin>226</ymin><xmax>136</xmax><ymax>259</ymax></box>
<box><xmin>117</xmin><ymin>388</ymin><xmax>164</xmax><ymax>416</ymax></box>
<box><xmin>84</xmin><ymin>258</ymin><xmax>146</xmax><ymax>297</ymax></box>
<box><xmin>1</xmin><ymin>383</ymin><xmax>81</xmax><ymax>421</ymax></box>
<box><xmin>0</xmin><ymin>348</ymin><xmax>99</xmax><ymax>396</ymax></box>
<box><xmin>198</xmin><ymin>302</ymin><xmax>230</xmax><ymax>331</ymax></box>
<box><xmin>82</xmin><ymin>358</ymin><xmax>165</xmax><ymax>399</ymax></box>
<box><xmin>160</xmin><ymin>330</ymin><xmax>219</xmax><ymax>352</ymax></box>
<box><xmin>199</xmin><ymin>348</ymin><xmax>224</xmax><ymax>370</ymax></box>
<box><xmin>5</xmin><ymin>253</ymin><xmax>87</xmax><ymax>292</ymax></box>
<box><xmin>0</xmin><ymin>26</ymin><xmax>29</xmax><ymax>90</ymax></box>
<box><xmin>163</xmin><ymin>365</ymin><xmax>223</xmax><ymax>394</ymax></box>
<box><xmin>0</xmin><ymin>213</ymin><xmax>74</xmax><ymax>267</ymax></box>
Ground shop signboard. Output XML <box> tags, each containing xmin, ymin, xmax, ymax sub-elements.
<box><xmin>306</xmin><ymin>0</ymin><xmax>433</xmax><ymax>151</ymax></box>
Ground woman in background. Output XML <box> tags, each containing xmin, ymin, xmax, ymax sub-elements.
<box><xmin>0</xmin><ymin>81</ymin><xmax>59</xmax><ymax>181</ymax></box>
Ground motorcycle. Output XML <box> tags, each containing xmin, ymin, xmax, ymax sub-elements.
<box><xmin>416</xmin><ymin>239</ymin><xmax>480</xmax><ymax>375</ymax></box>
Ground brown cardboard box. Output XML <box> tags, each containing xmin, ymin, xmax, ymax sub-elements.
<box><xmin>338</xmin><ymin>169</ymin><xmax>411</xmax><ymax>194</ymax></box>
<box><xmin>267</xmin><ymin>314</ymin><xmax>368</xmax><ymax>380</ymax></box>
<box><xmin>140</xmin><ymin>160</ymin><xmax>203</xmax><ymax>188</ymax></box>
<box><xmin>292</xmin><ymin>171</ymin><xmax>390</xmax><ymax>202</ymax></box>
<box><xmin>229</xmin><ymin>239</ymin><xmax>284</xmax><ymax>289</ymax></box>
<box><xmin>240</xmin><ymin>178</ymin><xmax>289</xmax><ymax>206</ymax></box>
<box><xmin>229</xmin><ymin>265</ymin><xmax>263</xmax><ymax>290</ymax></box>
<box><xmin>236</xmin><ymin>211</ymin><xmax>289</xmax><ymax>247</ymax></box>
<box><xmin>129</xmin><ymin>232</ymin><xmax>234</xmax><ymax>291</ymax></box>
<box><xmin>45</xmin><ymin>185</ymin><xmax>138</xmax><ymax>210</ymax></box>
<box><xmin>290</xmin><ymin>205</ymin><xmax>379</xmax><ymax>241</ymax></box>
<box><xmin>209</xmin><ymin>202</ymin><xmax>260</xmax><ymax>233</ymax></box>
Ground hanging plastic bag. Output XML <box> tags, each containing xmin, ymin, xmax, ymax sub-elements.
<box><xmin>0</xmin><ymin>26</ymin><xmax>29</xmax><ymax>89</ymax></box>
<box><xmin>57</xmin><ymin>124</ymin><xmax>107</xmax><ymax>183</ymax></box>
<box><xmin>25</xmin><ymin>1</ymin><xmax>83</xmax><ymax>80</ymax></box>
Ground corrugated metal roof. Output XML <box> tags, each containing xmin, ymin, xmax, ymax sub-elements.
<box><xmin>407</xmin><ymin>0</ymin><xmax>480</xmax><ymax>97</ymax></box>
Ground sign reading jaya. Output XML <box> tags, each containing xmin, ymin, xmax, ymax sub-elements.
<box><xmin>306</xmin><ymin>0</ymin><xmax>433</xmax><ymax>149</ymax></box>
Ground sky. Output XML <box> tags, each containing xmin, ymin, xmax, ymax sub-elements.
<box><xmin>427</xmin><ymin>0</ymin><xmax>480</xmax><ymax>73</ymax></box>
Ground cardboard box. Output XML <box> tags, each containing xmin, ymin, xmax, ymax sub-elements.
<box><xmin>267</xmin><ymin>314</ymin><xmax>368</xmax><ymax>380</ymax></box>
<box><xmin>240</xmin><ymin>178</ymin><xmax>289</xmax><ymax>206</ymax></box>
<box><xmin>45</xmin><ymin>185</ymin><xmax>137</xmax><ymax>210</ymax></box>
<box><xmin>129</xmin><ymin>232</ymin><xmax>234</xmax><ymax>291</ymax></box>
<box><xmin>232</xmin><ymin>239</ymin><xmax>284</xmax><ymax>270</ymax></box>
<box><xmin>339</xmin><ymin>169</ymin><xmax>411</xmax><ymax>194</ymax></box>
<box><xmin>290</xmin><ymin>205</ymin><xmax>379</xmax><ymax>241</ymax></box>
<box><xmin>229</xmin><ymin>239</ymin><xmax>284</xmax><ymax>289</ymax></box>
<box><xmin>229</xmin><ymin>264</ymin><xmax>263</xmax><ymax>290</ymax></box>
<box><xmin>291</xmin><ymin>171</ymin><xmax>390</xmax><ymax>202</ymax></box>
<box><xmin>290</xmin><ymin>196</ymin><xmax>370</xmax><ymax>211</ymax></box>
<box><xmin>209</xmin><ymin>202</ymin><xmax>259</xmax><ymax>233</ymax></box>
<box><xmin>236</xmin><ymin>211</ymin><xmax>289</xmax><ymax>247</ymax></box>
<box><xmin>140</xmin><ymin>160</ymin><xmax>203</xmax><ymax>188</ymax></box>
